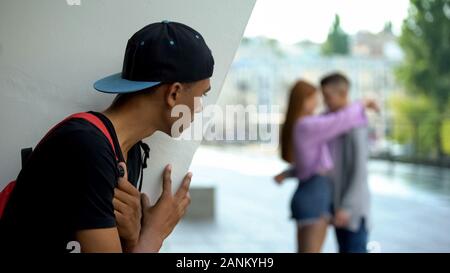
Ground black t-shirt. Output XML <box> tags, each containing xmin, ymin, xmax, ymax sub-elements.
<box><xmin>0</xmin><ymin>112</ymin><xmax>143</xmax><ymax>252</ymax></box>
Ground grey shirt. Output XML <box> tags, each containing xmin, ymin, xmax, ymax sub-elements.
<box><xmin>328</xmin><ymin>127</ymin><xmax>372</xmax><ymax>232</ymax></box>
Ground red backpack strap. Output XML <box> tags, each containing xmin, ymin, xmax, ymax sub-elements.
<box><xmin>0</xmin><ymin>180</ymin><xmax>16</xmax><ymax>219</ymax></box>
<box><xmin>0</xmin><ymin>112</ymin><xmax>120</xmax><ymax>219</ymax></box>
<box><xmin>37</xmin><ymin>112</ymin><xmax>118</xmax><ymax>160</ymax></box>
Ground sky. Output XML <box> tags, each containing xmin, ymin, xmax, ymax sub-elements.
<box><xmin>244</xmin><ymin>0</ymin><xmax>411</xmax><ymax>44</ymax></box>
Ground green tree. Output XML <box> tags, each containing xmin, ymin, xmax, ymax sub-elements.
<box><xmin>383</xmin><ymin>21</ymin><xmax>394</xmax><ymax>34</ymax></box>
<box><xmin>443</xmin><ymin>119</ymin><xmax>450</xmax><ymax>154</ymax></box>
<box><xmin>389</xmin><ymin>94</ymin><xmax>440</xmax><ymax>156</ymax></box>
<box><xmin>321</xmin><ymin>14</ymin><xmax>349</xmax><ymax>55</ymax></box>
<box><xmin>397</xmin><ymin>0</ymin><xmax>450</xmax><ymax>158</ymax></box>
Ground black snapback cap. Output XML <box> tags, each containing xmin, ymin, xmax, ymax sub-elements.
<box><xmin>94</xmin><ymin>20</ymin><xmax>214</xmax><ymax>94</ymax></box>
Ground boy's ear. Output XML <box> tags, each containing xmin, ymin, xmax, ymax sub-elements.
<box><xmin>165</xmin><ymin>82</ymin><xmax>183</xmax><ymax>108</ymax></box>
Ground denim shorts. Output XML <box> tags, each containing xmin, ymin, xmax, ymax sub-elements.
<box><xmin>291</xmin><ymin>175</ymin><xmax>332</xmax><ymax>225</ymax></box>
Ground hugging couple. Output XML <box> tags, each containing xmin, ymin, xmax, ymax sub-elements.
<box><xmin>276</xmin><ymin>73</ymin><xmax>378</xmax><ymax>253</ymax></box>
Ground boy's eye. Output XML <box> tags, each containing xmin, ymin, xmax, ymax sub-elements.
<box><xmin>202</xmin><ymin>93</ymin><xmax>208</xmax><ymax>97</ymax></box>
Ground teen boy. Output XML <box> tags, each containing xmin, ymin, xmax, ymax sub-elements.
<box><xmin>0</xmin><ymin>21</ymin><xmax>214</xmax><ymax>253</ymax></box>
<box><xmin>321</xmin><ymin>73</ymin><xmax>371</xmax><ymax>253</ymax></box>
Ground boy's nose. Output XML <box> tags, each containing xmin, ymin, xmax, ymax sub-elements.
<box><xmin>194</xmin><ymin>97</ymin><xmax>203</xmax><ymax>113</ymax></box>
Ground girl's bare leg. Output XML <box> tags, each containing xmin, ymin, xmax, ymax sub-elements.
<box><xmin>296</xmin><ymin>216</ymin><xmax>329</xmax><ymax>253</ymax></box>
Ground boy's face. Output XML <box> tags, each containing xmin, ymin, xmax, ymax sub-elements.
<box><xmin>165</xmin><ymin>79</ymin><xmax>211</xmax><ymax>137</ymax></box>
<box><xmin>321</xmin><ymin>83</ymin><xmax>349</xmax><ymax>112</ymax></box>
<box><xmin>181</xmin><ymin>79</ymin><xmax>211</xmax><ymax>117</ymax></box>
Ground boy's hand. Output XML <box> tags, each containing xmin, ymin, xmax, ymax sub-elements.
<box><xmin>363</xmin><ymin>99</ymin><xmax>380</xmax><ymax>113</ymax></box>
<box><xmin>113</xmin><ymin>162</ymin><xmax>142</xmax><ymax>252</ymax></box>
<box><xmin>133</xmin><ymin>164</ymin><xmax>192</xmax><ymax>253</ymax></box>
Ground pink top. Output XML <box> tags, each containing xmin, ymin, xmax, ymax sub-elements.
<box><xmin>293</xmin><ymin>102</ymin><xmax>367</xmax><ymax>180</ymax></box>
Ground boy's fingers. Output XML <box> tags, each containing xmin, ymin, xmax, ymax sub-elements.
<box><xmin>117</xmin><ymin>178</ymin><xmax>140</xmax><ymax>197</ymax></box>
<box><xmin>114</xmin><ymin>210</ymin><xmax>124</xmax><ymax>223</ymax></box>
<box><xmin>162</xmin><ymin>164</ymin><xmax>173</xmax><ymax>196</ymax></box>
<box><xmin>141</xmin><ymin>193</ymin><xmax>150</xmax><ymax>208</ymax></box>
<box><xmin>116</xmin><ymin>162</ymin><xmax>140</xmax><ymax>197</ymax></box>
<box><xmin>114</xmin><ymin>188</ymin><xmax>136</xmax><ymax>206</ymax></box>
<box><xmin>178</xmin><ymin>197</ymin><xmax>191</xmax><ymax>217</ymax></box>
<box><xmin>175</xmin><ymin>172</ymin><xmax>192</xmax><ymax>200</ymax></box>
<box><xmin>113</xmin><ymin>197</ymin><xmax>129</xmax><ymax>214</ymax></box>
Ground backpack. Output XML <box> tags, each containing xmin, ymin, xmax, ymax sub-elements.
<box><xmin>0</xmin><ymin>112</ymin><xmax>120</xmax><ymax>219</ymax></box>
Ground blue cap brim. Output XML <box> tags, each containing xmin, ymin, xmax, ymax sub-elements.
<box><xmin>94</xmin><ymin>73</ymin><xmax>161</xmax><ymax>94</ymax></box>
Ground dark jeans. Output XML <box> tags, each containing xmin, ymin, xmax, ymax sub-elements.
<box><xmin>335</xmin><ymin>218</ymin><xmax>368</xmax><ymax>253</ymax></box>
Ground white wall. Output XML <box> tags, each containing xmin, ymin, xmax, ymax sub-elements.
<box><xmin>0</xmin><ymin>0</ymin><xmax>255</xmax><ymax>203</ymax></box>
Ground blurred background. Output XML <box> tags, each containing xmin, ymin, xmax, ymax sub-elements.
<box><xmin>162</xmin><ymin>0</ymin><xmax>450</xmax><ymax>253</ymax></box>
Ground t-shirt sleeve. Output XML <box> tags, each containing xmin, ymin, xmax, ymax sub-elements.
<box><xmin>60</xmin><ymin>130</ymin><xmax>118</xmax><ymax>231</ymax></box>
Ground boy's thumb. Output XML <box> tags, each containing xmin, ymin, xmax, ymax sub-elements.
<box><xmin>141</xmin><ymin>193</ymin><xmax>150</xmax><ymax>208</ymax></box>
